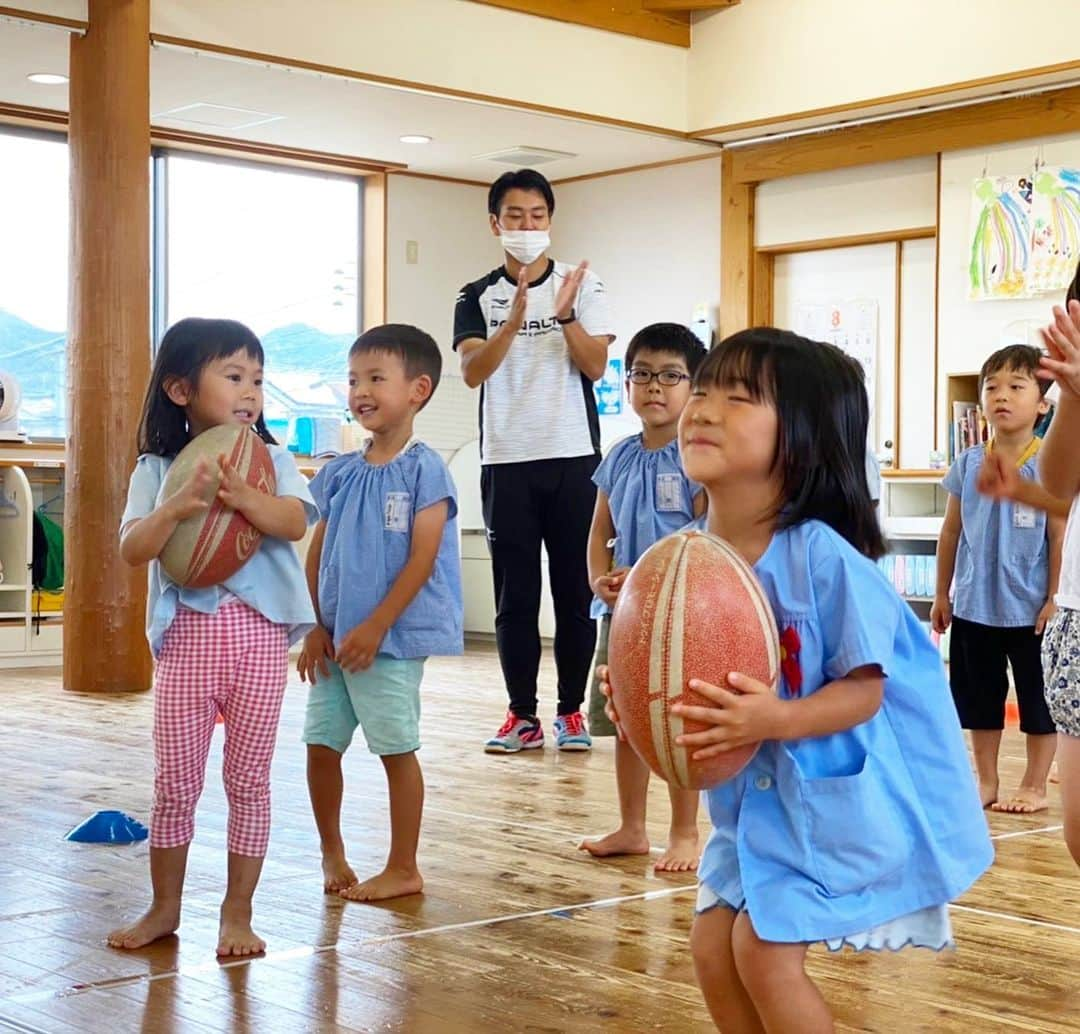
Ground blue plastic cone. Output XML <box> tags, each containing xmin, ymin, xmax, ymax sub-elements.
<box><xmin>65</xmin><ymin>810</ymin><xmax>148</xmax><ymax>844</ymax></box>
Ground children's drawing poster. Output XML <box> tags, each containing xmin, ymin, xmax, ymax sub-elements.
<box><xmin>1027</xmin><ymin>167</ymin><xmax>1080</xmax><ymax>295</ymax></box>
<box><xmin>794</xmin><ymin>300</ymin><xmax>878</xmax><ymax>420</ymax></box>
<box><xmin>968</xmin><ymin>175</ymin><xmax>1031</xmax><ymax>300</ymax></box>
<box><xmin>595</xmin><ymin>357</ymin><xmax>623</xmax><ymax>416</ymax></box>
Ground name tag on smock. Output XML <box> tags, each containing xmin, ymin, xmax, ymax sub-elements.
<box><xmin>656</xmin><ymin>473</ymin><xmax>683</xmax><ymax>512</ymax></box>
<box><xmin>384</xmin><ymin>492</ymin><xmax>411</xmax><ymax>532</ymax></box>
<box><xmin>1013</xmin><ymin>503</ymin><xmax>1037</xmax><ymax>529</ymax></box>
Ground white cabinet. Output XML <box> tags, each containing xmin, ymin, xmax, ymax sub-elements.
<box><xmin>460</xmin><ymin>529</ymin><xmax>557</xmax><ymax>639</ymax></box>
<box><xmin>880</xmin><ymin>470</ymin><xmax>947</xmax><ymax>641</ymax></box>
<box><xmin>0</xmin><ymin>463</ymin><xmax>62</xmax><ymax>669</ymax></box>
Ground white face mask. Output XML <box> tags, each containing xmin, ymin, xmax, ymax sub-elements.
<box><xmin>498</xmin><ymin>228</ymin><xmax>550</xmax><ymax>265</ymax></box>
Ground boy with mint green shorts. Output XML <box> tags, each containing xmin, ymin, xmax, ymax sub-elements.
<box><xmin>297</xmin><ymin>324</ymin><xmax>463</xmax><ymax>902</ymax></box>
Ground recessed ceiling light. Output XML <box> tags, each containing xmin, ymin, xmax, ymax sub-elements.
<box><xmin>27</xmin><ymin>73</ymin><xmax>68</xmax><ymax>85</ymax></box>
<box><xmin>400</xmin><ymin>134</ymin><xmax>432</xmax><ymax>145</ymax></box>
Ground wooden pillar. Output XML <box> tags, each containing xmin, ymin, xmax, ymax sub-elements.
<box><xmin>719</xmin><ymin>150</ymin><xmax>755</xmax><ymax>337</ymax></box>
<box><xmin>65</xmin><ymin>0</ymin><xmax>152</xmax><ymax>692</ymax></box>
<box><xmin>363</xmin><ymin>172</ymin><xmax>388</xmax><ymax>329</ymax></box>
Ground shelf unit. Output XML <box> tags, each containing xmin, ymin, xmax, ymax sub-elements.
<box><xmin>945</xmin><ymin>371</ymin><xmax>983</xmax><ymax>463</ymax></box>
<box><xmin>880</xmin><ymin>469</ymin><xmax>946</xmax><ymax>630</ymax></box>
<box><xmin>0</xmin><ymin>462</ymin><xmax>63</xmax><ymax>669</ymax></box>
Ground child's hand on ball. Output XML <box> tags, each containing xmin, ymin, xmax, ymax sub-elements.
<box><xmin>672</xmin><ymin>673</ymin><xmax>785</xmax><ymax>759</ymax></box>
<box><xmin>164</xmin><ymin>459</ymin><xmax>214</xmax><ymax>521</ymax></box>
<box><xmin>216</xmin><ymin>453</ymin><xmax>258</xmax><ymax>512</ymax></box>
<box><xmin>596</xmin><ymin>665</ymin><xmax>627</xmax><ymax>741</ymax></box>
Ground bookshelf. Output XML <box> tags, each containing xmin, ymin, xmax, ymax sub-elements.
<box><xmin>879</xmin><ymin>470</ymin><xmax>945</xmax><ymax>637</ymax></box>
<box><xmin>946</xmin><ymin>371</ymin><xmax>984</xmax><ymax>462</ymax></box>
<box><xmin>946</xmin><ymin>372</ymin><xmax>979</xmax><ymax>418</ymax></box>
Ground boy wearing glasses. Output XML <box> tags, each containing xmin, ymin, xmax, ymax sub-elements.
<box><xmin>579</xmin><ymin>323</ymin><xmax>708</xmax><ymax>872</ymax></box>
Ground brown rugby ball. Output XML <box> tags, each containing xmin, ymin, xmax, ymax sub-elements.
<box><xmin>159</xmin><ymin>425</ymin><xmax>276</xmax><ymax>588</ymax></box>
<box><xmin>607</xmin><ymin>530</ymin><xmax>780</xmax><ymax>790</ymax></box>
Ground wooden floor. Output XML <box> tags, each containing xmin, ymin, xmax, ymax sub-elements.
<box><xmin>0</xmin><ymin>642</ymin><xmax>1077</xmax><ymax>1033</ymax></box>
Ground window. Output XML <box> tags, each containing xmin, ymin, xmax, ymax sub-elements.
<box><xmin>0</xmin><ymin>130</ymin><xmax>69</xmax><ymax>440</ymax></box>
<box><xmin>0</xmin><ymin>139</ymin><xmax>363</xmax><ymax>448</ymax></box>
<box><xmin>163</xmin><ymin>153</ymin><xmax>362</xmax><ymax>453</ymax></box>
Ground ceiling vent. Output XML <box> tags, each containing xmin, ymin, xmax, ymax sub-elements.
<box><xmin>153</xmin><ymin>103</ymin><xmax>283</xmax><ymax>131</ymax></box>
<box><xmin>473</xmin><ymin>146</ymin><xmax>577</xmax><ymax>166</ymax></box>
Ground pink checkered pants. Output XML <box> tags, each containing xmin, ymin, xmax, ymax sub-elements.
<box><xmin>151</xmin><ymin>602</ymin><xmax>289</xmax><ymax>857</ymax></box>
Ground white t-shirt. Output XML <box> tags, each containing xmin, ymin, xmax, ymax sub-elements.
<box><xmin>1056</xmin><ymin>496</ymin><xmax>1080</xmax><ymax>610</ymax></box>
<box><xmin>453</xmin><ymin>260</ymin><xmax>615</xmax><ymax>465</ymax></box>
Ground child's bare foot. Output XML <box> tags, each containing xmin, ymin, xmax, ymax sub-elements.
<box><xmin>991</xmin><ymin>787</ymin><xmax>1048</xmax><ymax>814</ymax></box>
<box><xmin>217</xmin><ymin>902</ymin><xmax>266</xmax><ymax>958</ymax></box>
<box><xmin>1050</xmin><ymin>763</ymin><xmax>1061</xmax><ymax>785</ymax></box>
<box><xmin>322</xmin><ymin>851</ymin><xmax>358</xmax><ymax>894</ymax></box>
<box><xmin>578</xmin><ymin>828</ymin><xmax>650</xmax><ymax>858</ymax></box>
<box><xmin>979</xmin><ymin>781</ymin><xmax>999</xmax><ymax>809</ymax></box>
<box><xmin>655</xmin><ymin>831</ymin><xmax>700</xmax><ymax>873</ymax></box>
<box><xmin>338</xmin><ymin>866</ymin><xmax>423</xmax><ymax>902</ymax></box>
<box><xmin>106</xmin><ymin>903</ymin><xmax>180</xmax><ymax>950</ymax></box>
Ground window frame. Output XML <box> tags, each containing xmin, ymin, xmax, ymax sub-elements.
<box><xmin>153</xmin><ymin>146</ymin><xmax>365</xmax><ymax>349</ymax></box>
<box><xmin>0</xmin><ymin>124</ymin><xmax>72</xmax><ymax>444</ymax></box>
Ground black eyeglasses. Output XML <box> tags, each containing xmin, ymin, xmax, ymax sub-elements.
<box><xmin>627</xmin><ymin>368</ymin><xmax>691</xmax><ymax>387</ymax></box>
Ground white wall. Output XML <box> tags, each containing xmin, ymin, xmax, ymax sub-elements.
<box><xmin>150</xmin><ymin>0</ymin><xmax>688</xmax><ymax>131</ymax></box>
<box><xmin>9</xmin><ymin>0</ymin><xmax>85</xmax><ymax>19</ymax></box>
<box><xmin>689</xmin><ymin>0</ymin><xmax>1080</xmax><ymax>131</ymax></box>
<box><xmin>937</xmin><ymin>132</ymin><xmax>1080</xmax><ymax>381</ymax></box>
<box><xmin>756</xmin><ymin>135</ymin><xmax>1080</xmax><ymax>465</ymax></box>
<box><xmin>772</xmin><ymin>243</ymin><xmax>899</xmax><ymax>457</ymax></box>
<box><xmin>386</xmin><ymin>159</ymin><xmax>723</xmax><ymax>469</ymax></box>
<box><xmin>755</xmin><ymin>158</ymin><xmax>938</xmax><ymax>246</ymax></box>
<box><xmin>385</xmin><ymin>173</ymin><xmax>491</xmax><ymax>461</ymax></box>
<box><xmin>756</xmin><ymin>158</ymin><xmax>938</xmax><ymax>467</ymax></box>
<box><xmin>553</xmin><ymin>157</ymin><xmax>723</xmax><ymax>445</ymax></box>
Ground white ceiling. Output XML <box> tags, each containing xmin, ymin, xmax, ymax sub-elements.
<box><xmin>0</xmin><ymin>19</ymin><xmax>716</xmax><ymax>181</ymax></box>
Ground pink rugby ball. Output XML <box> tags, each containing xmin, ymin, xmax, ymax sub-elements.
<box><xmin>608</xmin><ymin>530</ymin><xmax>780</xmax><ymax>790</ymax></box>
<box><xmin>159</xmin><ymin>425</ymin><xmax>276</xmax><ymax>588</ymax></box>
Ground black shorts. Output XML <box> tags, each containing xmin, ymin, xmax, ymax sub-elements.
<box><xmin>949</xmin><ymin>616</ymin><xmax>1055</xmax><ymax>735</ymax></box>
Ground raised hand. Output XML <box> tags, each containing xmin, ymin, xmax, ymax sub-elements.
<box><xmin>505</xmin><ymin>270</ymin><xmax>529</xmax><ymax>337</ymax></box>
<box><xmin>554</xmin><ymin>260</ymin><xmax>588</xmax><ymax>320</ymax></box>
<box><xmin>976</xmin><ymin>451</ymin><xmax>1021</xmax><ymax>502</ymax></box>
<box><xmin>1040</xmin><ymin>299</ymin><xmax>1080</xmax><ymax>398</ymax></box>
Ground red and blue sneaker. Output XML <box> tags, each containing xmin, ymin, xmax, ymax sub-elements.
<box><xmin>553</xmin><ymin>711</ymin><xmax>592</xmax><ymax>752</ymax></box>
<box><xmin>484</xmin><ymin>711</ymin><xmax>544</xmax><ymax>754</ymax></box>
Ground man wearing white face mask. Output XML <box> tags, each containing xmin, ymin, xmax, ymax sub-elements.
<box><xmin>454</xmin><ymin>168</ymin><xmax>615</xmax><ymax>756</ymax></box>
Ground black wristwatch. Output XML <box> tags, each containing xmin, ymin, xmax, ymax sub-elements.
<box><xmin>556</xmin><ymin>309</ymin><xmax>577</xmax><ymax>325</ymax></box>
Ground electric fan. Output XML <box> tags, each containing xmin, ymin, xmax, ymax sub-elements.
<box><xmin>0</xmin><ymin>371</ymin><xmax>27</xmax><ymax>442</ymax></box>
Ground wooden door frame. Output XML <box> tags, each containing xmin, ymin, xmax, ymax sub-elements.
<box><xmin>719</xmin><ymin>81</ymin><xmax>1080</xmax><ymax>456</ymax></box>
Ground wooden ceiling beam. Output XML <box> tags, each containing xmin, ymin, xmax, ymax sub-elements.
<box><xmin>727</xmin><ymin>82</ymin><xmax>1080</xmax><ymax>184</ymax></box>
<box><xmin>642</xmin><ymin>1</ymin><xmax>740</xmax><ymax>11</ymax></box>
<box><xmin>466</xmin><ymin>1</ymin><xmax>692</xmax><ymax>47</ymax></box>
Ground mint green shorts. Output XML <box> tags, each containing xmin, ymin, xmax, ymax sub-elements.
<box><xmin>302</xmin><ymin>655</ymin><xmax>425</xmax><ymax>756</ymax></box>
